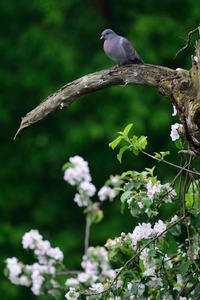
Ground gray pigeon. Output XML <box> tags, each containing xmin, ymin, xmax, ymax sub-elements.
<box><xmin>100</xmin><ymin>29</ymin><xmax>144</xmax><ymax>66</ymax></box>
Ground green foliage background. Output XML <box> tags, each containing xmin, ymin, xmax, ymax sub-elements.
<box><xmin>1</xmin><ymin>0</ymin><xmax>199</xmax><ymax>299</ymax></box>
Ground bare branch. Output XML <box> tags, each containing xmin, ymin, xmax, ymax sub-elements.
<box><xmin>174</xmin><ymin>27</ymin><xmax>199</xmax><ymax>59</ymax></box>
<box><xmin>13</xmin><ymin>38</ymin><xmax>200</xmax><ymax>156</ymax></box>
<box><xmin>14</xmin><ymin>64</ymin><xmax>179</xmax><ymax>140</ymax></box>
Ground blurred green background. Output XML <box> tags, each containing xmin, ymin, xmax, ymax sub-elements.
<box><xmin>1</xmin><ymin>0</ymin><xmax>199</xmax><ymax>299</ymax></box>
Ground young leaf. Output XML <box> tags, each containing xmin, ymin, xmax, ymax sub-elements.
<box><xmin>120</xmin><ymin>190</ymin><xmax>132</xmax><ymax>203</ymax></box>
<box><xmin>160</xmin><ymin>151</ymin><xmax>170</xmax><ymax>158</ymax></box>
<box><xmin>117</xmin><ymin>146</ymin><xmax>128</xmax><ymax>163</ymax></box>
<box><xmin>122</xmin><ymin>123</ymin><xmax>133</xmax><ymax>135</ymax></box>
<box><xmin>61</xmin><ymin>162</ymin><xmax>73</xmax><ymax>171</ymax></box>
<box><xmin>109</xmin><ymin>136</ymin><xmax>123</xmax><ymax>150</ymax></box>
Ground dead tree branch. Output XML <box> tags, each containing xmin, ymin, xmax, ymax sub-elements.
<box><xmin>14</xmin><ymin>29</ymin><xmax>200</xmax><ymax>155</ymax></box>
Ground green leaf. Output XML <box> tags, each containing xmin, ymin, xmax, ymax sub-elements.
<box><xmin>122</xmin><ymin>123</ymin><xmax>133</xmax><ymax>135</ymax></box>
<box><xmin>154</xmin><ymin>152</ymin><xmax>161</xmax><ymax>159</ymax></box>
<box><xmin>117</xmin><ymin>145</ymin><xmax>128</xmax><ymax>163</ymax></box>
<box><xmin>145</xmin><ymin>166</ymin><xmax>156</xmax><ymax>177</ymax></box>
<box><xmin>120</xmin><ymin>191</ymin><xmax>132</xmax><ymax>203</ymax></box>
<box><xmin>191</xmin><ymin>214</ymin><xmax>200</xmax><ymax>229</ymax></box>
<box><xmin>61</xmin><ymin>162</ymin><xmax>73</xmax><ymax>171</ymax></box>
<box><xmin>137</xmin><ymin>135</ymin><xmax>148</xmax><ymax>149</ymax></box>
<box><xmin>121</xmin><ymin>202</ymin><xmax>126</xmax><ymax>214</ymax></box>
<box><xmin>121</xmin><ymin>170</ymin><xmax>133</xmax><ymax>178</ymax></box>
<box><xmin>192</xmin><ymin>283</ymin><xmax>200</xmax><ymax>300</ymax></box>
<box><xmin>154</xmin><ymin>151</ymin><xmax>170</xmax><ymax>159</ymax></box>
<box><xmin>160</xmin><ymin>151</ymin><xmax>170</xmax><ymax>158</ymax></box>
<box><xmin>109</xmin><ymin>136</ymin><xmax>123</xmax><ymax>149</ymax></box>
<box><xmin>130</xmin><ymin>203</ymin><xmax>141</xmax><ymax>217</ymax></box>
<box><xmin>133</xmin><ymin>148</ymin><xmax>139</xmax><ymax>156</ymax></box>
<box><xmin>175</xmin><ymin>138</ymin><xmax>182</xmax><ymax>149</ymax></box>
<box><xmin>180</xmin><ymin>261</ymin><xmax>191</xmax><ymax>277</ymax></box>
<box><xmin>169</xmin><ymin>224</ymin><xmax>181</xmax><ymax>236</ymax></box>
<box><xmin>91</xmin><ymin>210</ymin><xmax>104</xmax><ymax>224</ymax></box>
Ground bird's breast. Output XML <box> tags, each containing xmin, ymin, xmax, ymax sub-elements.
<box><xmin>103</xmin><ymin>39</ymin><xmax>127</xmax><ymax>64</ymax></box>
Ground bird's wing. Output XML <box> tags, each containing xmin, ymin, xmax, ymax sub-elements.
<box><xmin>121</xmin><ymin>37</ymin><xmax>144</xmax><ymax>64</ymax></box>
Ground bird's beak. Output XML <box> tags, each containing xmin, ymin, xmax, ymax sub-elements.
<box><xmin>100</xmin><ymin>36</ymin><xmax>104</xmax><ymax>40</ymax></box>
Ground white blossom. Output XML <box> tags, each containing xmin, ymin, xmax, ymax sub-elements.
<box><xmin>144</xmin><ymin>267</ymin><xmax>156</xmax><ymax>277</ymax></box>
<box><xmin>6</xmin><ymin>257</ymin><xmax>22</xmax><ymax>277</ymax></box>
<box><xmin>47</xmin><ymin>247</ymin><xmax>64</xmax><ymax>261</ymax></box>
<box><xmin>130</xmin><ymin>222</ymin><xmax>153</xmax><ymax>246</ymax></box>
<box><xmin>138</xmin><ymin>201</ymin><xmax>144</xmax><ymax>208</ymax></box>
<box><xmin>153</xmin><ymin>220</ymin><xmax>167</xmax><ymax>235</ymax></box>
<box><xmin>138</xmin><ymin>283</ymin><xmax>145</xmax><ymax>296</ymax></box>
<box><xmin>77</xmin><ymin>272</ymin><xmax>90</xmax><ymax>283</ymax></box>
<box><xmin>65</xmin><ymin>287</ymin><xmax>80</xmax><ymax>300</ymax></box>
<box><xmin>127</xmin><ymin>282</ymin><xmax>133</xmax><ymax>290</ymax></box>
<box><xmin>98</xmin><ymin>186</ymin><xmax>116</xmax><ymax>201</ymax></box>
<box><xmin>22</xmin><ymin>230</ymin><xmax>43</xmax><ymax>249</ymax></box>
<box><xmin>148</xmin><ymin>277</ymin><xmax>163</xmax><ymax>288</ymax></box>
<box><xmin>31</xmin><ymin>270</ymin><xmax>45</xmax><ymax>295</ymax></box>
<box><xmin>34</xmin><ymin>240</ymin><xmax>51</xmax><ymax>257</ymax></box>
<box><xmin>63</xmin><ymin>155</ymin><xmax>92</xmax><ymax>185</ymax></box>
<box><xmin>116</xmin><ymin>279</ymin><xmax>123</xmax><ymax>288</ymax></box>
<box><xmin>65</xmin><ymin>278</ymin><xmax>79</xmax><ymax>286</ymax></box>
<box><xmin>104</xmin><ymin>269</ymin><xmax>116</xmax><ymax>278</ymax></box>
<box><xmin>147</xmin><ymin>180</ymin><xmax>162</xmax><ymax>200</ymax></box>
<box><xmin>19</xmin><ymin>275</ymin><xmax>30</xmax><ymax>287</ymax></box>
<box><xmin>174</xmin><ymin>274</ymin><xmax>183</xmax><ymax>291</ymax></box>
<box><xmin>164</xmin><ymin>254</ymin><xmax>173</xmax><ymax>268</ymax></box>
<box><xmin>170</xmin><ymin>214</ymin><xmax>179</xmax><ymax>223</ymax></box>
<box><xmin>163</xmin><ymin>185</ymin><xmax>176</xmax><ymax>203</ymax></box>
<box><xmin>90</xmin><ymin>282</ymin><xmax>104</xmax><ymax>293</ymax></box>
<box><xmin>79</xmin><ymin>181</ymin><xmax>96</xmax><ymax>197</ymax></box>
<box><xmin>170</xmin><ymin>123</ymin><xmax>183</xmax><ymax>141</ymax></box>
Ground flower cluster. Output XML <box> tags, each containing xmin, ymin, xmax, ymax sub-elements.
<box><xmin>129</xmin><ymin>220</ymin><xmax>166</xmax><ymax>248</ymax></box>
<box><xmin>64</xmin><ymin>155</ymin><xmax>96</xmax><ymax>207</ymax></box>
<box><xmin>122</xmin><ymin>170</ymin><xmax>177</xmax><ymax>218</ymax></box>
<box><xmin>63</xmin><ymin>155</ymin><xmax>92</xmax><ymax>185</ymax></box>
<box><xmin>6</xmin><ymin>230</ymin><xmax>63</xmax><ymax>296</ymax></box>
<box><xmin>63</xmin><ymin>156</ymin><xmax>121</xmax><ymax>207</ymax></box>
<box><xmin>65</xmin><ymin>246</ymin><xmax>116</xmax><ymax>299</ymax></box>
<box><xmin>147</xmin><ymin>180</ymin><xmax>176</xmax><ymax>203</ymax></box>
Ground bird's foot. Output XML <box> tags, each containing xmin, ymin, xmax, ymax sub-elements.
<box><xmin>112</xmin><ymin>64</ymin><xmax>121</xmax><ymax>69</ymax></box>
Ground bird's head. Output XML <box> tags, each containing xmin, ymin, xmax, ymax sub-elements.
<box><xmin>100</xmin><ymin>29</ymin><xmax>116</xmax><ymax>40</ymax></box>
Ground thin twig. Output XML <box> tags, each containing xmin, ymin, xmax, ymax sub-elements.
<box><xmin>174</xmin><ymin>26</ymin><xmax>199</xmax><ymax>59</ymax></box>
<box><xmin>56</xmin><ymin>270</ymin><xmax>81</xmax><ymax>276</ymax></box>
<box><xmin>85</xmin><ymin>214</ymin><xmax>91</xmax><ymax>254</ymax></box>
<box><xmin>140</xmin><ymin>150</ymin><xmax>200</xmax><ymax>176</ymax></box>
<box><xmin>176</xmin><ymin>268</ymin><xmax>198</xmax><ymax>299</ymax></box>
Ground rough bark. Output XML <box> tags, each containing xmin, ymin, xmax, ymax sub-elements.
<box><xmin>14</xmin><ymin>36</ymin><xmax>200</xmax><ymax>155</ymax></box>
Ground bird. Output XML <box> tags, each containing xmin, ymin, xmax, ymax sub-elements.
<box><xmin>100</xmin><ymin>29</ymin><xmax>144</xmax><ymax>66</ymax></box>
